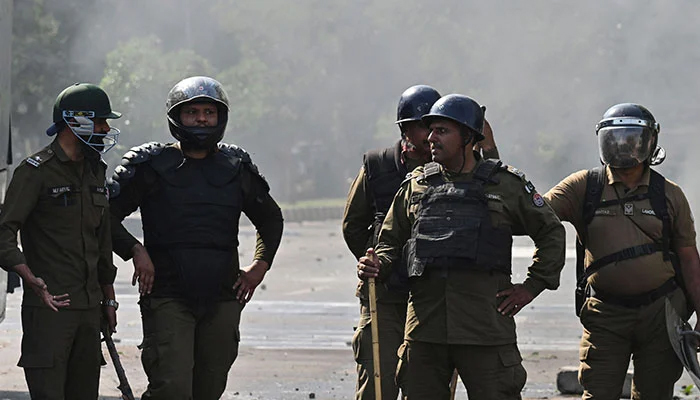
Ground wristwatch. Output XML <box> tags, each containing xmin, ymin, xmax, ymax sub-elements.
<box><xmin>102</xmin><ymin>299</ymin><xmax>119</xmax><ymax>310</ymax></box>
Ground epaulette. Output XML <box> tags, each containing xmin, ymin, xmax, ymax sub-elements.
<box><xmin>501</xmin><ymin>164</ymin><xmax>525</xmax><ymax>179</ymax></box>
<box><xmin>25</xmin><ymin>147</ymin><xmax>55</xmax><ymax>168</ymax></box>
<box><xmin>400</xmin><ymin>167</ymin><xmax>423</xmax><ymax>186</ymax></box>
<box><xmin>501</xmin><ymin>163</ymin><xmax>538</xmax><ymax>196</ymax></box>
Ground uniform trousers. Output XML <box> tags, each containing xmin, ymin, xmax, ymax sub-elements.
<box><xmin>397</xmin><ymin>340</ymin><xmax>526</xmax><ymax>400</ymax></box>
<box><xmin>353</xmin><ymin>301</ymin><xmax>407</xmax><ymax>399</ymax></box>
<box><xmin>20</xmin><ymin>306</ymin><xmax>102</xmax><ymax>400</ymax></box>
<box><xmin>139</xmin><ymin>297</ymin><xmax>244</xmax><ymax>400</ymax></box>
<box><xmin>579</xmin><ymin>288</ymin><xmax>687</xmax><ymax>399</ymax></box>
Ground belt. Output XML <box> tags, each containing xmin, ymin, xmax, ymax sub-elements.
<box><xmin>591</xmin><ymin>278</ymin><xmax>677</xmax><ymax>308</ymax></box>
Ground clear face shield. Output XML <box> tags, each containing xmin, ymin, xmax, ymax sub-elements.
<box><xmin>596</xmin><ymin>117</ymin><xmax>658</xmax><ymax>169</ymax></box>
<box><xmin>63</xmin><ymin>110</ymin><xmax>120</xmax><ymax>154</ymax></box>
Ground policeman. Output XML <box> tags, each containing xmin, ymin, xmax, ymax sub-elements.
<box><xmin>544</xmin><ymin>103</ymin><xmax>700</xmax><ymax>399</ymax></box>
<box><xmin>109</xmin><ymin>76</ymin><xmax>283</xmax><ymax>400</ymax></box>
<box><xmin>343</xmin><ymin>85</ymin><xmax>499</xmax><ymax>399</ymax></box>
<box><xmin>0</xmin><ymin>83</ymin><xmax>120</xmax><ymax>399</ymax></box>
<box><xmin>358</xmin><ymin>94</ymin><xmax>565</xmax><ymax>399</ymax></box>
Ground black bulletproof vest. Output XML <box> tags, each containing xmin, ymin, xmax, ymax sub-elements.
<box><xmin>405</xmin><ymin>161</ymin><xmax>512</xmax><ymax>277</ymax></box>
<box><xmin>364</xmin><ymin>140</ymin><xmax>411</xmax><ymax>292</ymax></box>
<box><xmin>141</xmin><ymin>147</ymin><xmax>244</xmax><ymax>299</ymax></box>
<box><xmin>363</xmin><ymin>140</ymin><xmax>407</xmax><ymax>222</ymax></box>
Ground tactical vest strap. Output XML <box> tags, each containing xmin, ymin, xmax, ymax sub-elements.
<box><xmin>583</xmin><ymin>242</ymin><xmax>663</xmax><ymax>281</ymax></box>
<box><xmin>575</xmin><ymin>165</ymin><xmax>677</xmax><ymax>316</ymax></box>
<box><xmin>582</xmin><ymin>166</ymin><xmax>605</xmax><ymax>226</ymax></box>
<box><xmin>473</xmin><ymin>159</ymin><xmax>502</xmax><ymax>185</ymax></box>
<box><xmin>363</xmin><ymin>141</ymin><xmax>405</xmax><ymax>214</ymax></box>
<box><xmin>649</xmin><ymin>169</ymin><xmax>672</xmax><ymax>261</ymax></box>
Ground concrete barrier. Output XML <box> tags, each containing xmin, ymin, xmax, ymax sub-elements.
<box><xmin>281</xmin><ymin>206</ymin><xmax>344</xmax><ymax>223</ymax></box>
<box><xmin>557</xmin><ymin>366</ymin><xmax>632</xmax><ymax>398</ymax></box>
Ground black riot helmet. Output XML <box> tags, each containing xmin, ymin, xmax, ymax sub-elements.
<box><xmin>166</xmin><ymin>76</ymin><xmax>230</xmax><ymax>150</ymax></box>
<box><xmin>595</xmin><ymin>103</ymin><xmax>664</xmax><ymax>168</ymax></box>
<box><xmin>421</xmin><ymin>94</ymin><xmax>486</xmax><ymax>143</ymax></box>
<box><xmin>395</xmin><ymin>85</ymin><xmax>441</xmax><ymax>132</ymax></box>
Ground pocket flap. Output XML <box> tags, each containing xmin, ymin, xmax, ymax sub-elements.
<box><xmin>498</xmin><ymin>347</ymin><xmax>523</xmax><ymax>367</ymax></box>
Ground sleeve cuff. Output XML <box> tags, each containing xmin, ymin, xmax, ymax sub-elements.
<box><xmin>0</xmin><ymin>252</ymin><xmax>26</xmax><ymax>272</ymax></box>
<box><xmin>98</xmin><ymin>266</ymin><xmax>118</xmax><ymax>285</ymax></box>
<box><xmin>113</xmin><ymin>237</ymin><xmax>139</xmax><ymax>261</ymax></box>
<box><xmin>522</xmin><ymin>277</ymin><xmax>547</xmax><ymax>297</ymax></box>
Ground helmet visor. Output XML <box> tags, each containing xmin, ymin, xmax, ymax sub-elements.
<box><xmin>597</xmin><ymin>126</ymin><xmax>654</xmax><ymax>168</ymax></box>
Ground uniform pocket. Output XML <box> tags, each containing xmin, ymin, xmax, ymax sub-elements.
<box><xmin>395</xmin><ymin>341</ymin><xmax>408</xmax><ymax>388</ymax></box>
<box><xmin>91</xmin><ymin>191</ymin><xmax>108</xmax><ymax>207</ymax></box>
<box><xmin>352</xmin><ymin>322</ymin><xmax>373</xmax><ymax>363</ymax></box>
<box><xmin>139</xmin><ymin>332</ymin><xmax>172</xmax><ymax>374</ymax></box>
<box><xmin>18</xmin><ymin>308</ymin><xmax>54</xmax><ymax>368</ymax></box>
<box><xmin>497</xmin><ymin>347</ymin><xmax>526</xmax><ymax>394</ymax></box>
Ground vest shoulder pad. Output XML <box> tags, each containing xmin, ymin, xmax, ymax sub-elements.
<box><xmin>219</xmin><ymin>143</ymin><xmax>269</xmax><ymax>190</ymax></box>
<box><xmin>122</xmin><ymin>142</ymin><xmax>166</xmax><ymax>165</ymax></box>
<box><xmin>25</xmin><ymin>147</ymin><xmax>55</xmax><ymax>168</ymax></box>
<box><xmin>218</xmin><ymin>143</ymin><xmax>252</xmax><ymax>164</ymax></box>
<box><xmin>111</xmin><ymin>142</ymin><xmax>167</xmax><ymax>198</ymax></box>
<box><xmin>474</xmin><ymin>159</ymin><xmax>503</xmax><ymax>184</ymax></box>
<box><xmin>363</xmin><ymin>144</ymin><xmax>398</xmax><ymax>179</ymax></box>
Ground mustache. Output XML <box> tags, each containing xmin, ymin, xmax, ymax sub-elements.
<box><xmin>431</xmin><ymin>143</ymin><xmax>443</xmax><ymax>150</ymax></box>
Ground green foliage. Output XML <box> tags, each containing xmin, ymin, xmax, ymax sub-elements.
<box><xmin>99</xmin><ymin>36</ymin><xmax>213</xmax><ymax>160</ymax></box>
<box><xmin>11</xmin><ymin>0</ymin><xmax>700</xmax><ymax>201</ymax></box>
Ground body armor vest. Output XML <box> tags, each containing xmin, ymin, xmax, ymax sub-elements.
<box><xmin>141</xmin><ymin>146</ymin><xmax>244</xmax><ymax>299</ymax></box>
<box><xmin>405</xmin><ymin>161</ymin><xmax>513</xmax><ymax>278</ymax></box>
<box><xmin>364</xmin><ymin>141</ymin><xmax>410</xmax><ymax>292</ymax></box>
<box><xmin>363</xmin><ymin>140</ymin><xmax>407</xmax><ymax>218</ymax></box>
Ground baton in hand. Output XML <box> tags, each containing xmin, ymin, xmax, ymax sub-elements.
<box><xmin>101</xmin><ymin>322</ymin><xmax>135</xmax><ymax>400</ymax></box>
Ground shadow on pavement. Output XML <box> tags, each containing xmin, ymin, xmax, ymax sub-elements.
<box><xmin>0</xmin><ymin>392</ymin><xmax>136</xmax><ymax>400</ymax></box>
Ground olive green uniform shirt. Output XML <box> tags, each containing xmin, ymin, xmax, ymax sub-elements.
<box><xmin>374</xmin><ymin>158</ymin><xmax>565</xmax><ymax>345</ymax></box>
<box><xmin>0</xmin><ymin>139</ymin><xmax>116</xmax><ymax>308</ymax></box>
<box><xmin>544</xmin><ymin>166</ymin><xmax>696</xmax><ymax>295</ymax></box>
<box><xmin>343</xmin><ymin>147</ymin><xmax>500</xmax><ymax>303</ymax></box>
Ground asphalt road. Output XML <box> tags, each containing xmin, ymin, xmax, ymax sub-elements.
<box><xmin>0</xmin><ymin>220</ymin><xmax>697</xmax><ymax>399</ymax></box>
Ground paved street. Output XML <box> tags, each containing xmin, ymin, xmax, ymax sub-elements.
<box><xmin>0</xmin><ymin>220</ymin><xmax>696</xmax><ymax>399</ymax></box>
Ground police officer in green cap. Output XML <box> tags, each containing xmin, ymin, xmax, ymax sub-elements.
<box><xmin>0</xmin><ymin>83</ymin><xmax>121</xmax><ymax>399</ymax></box>
<box><xmin>358</xmin><ymin>94</ymin><xmax>565</xmax><ymax>399</ymax></box>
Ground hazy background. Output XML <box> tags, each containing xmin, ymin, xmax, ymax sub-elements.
<box><xmin>10</xmin><ymin>0</ymin><xmax>700</xmax><ymax>208</ymax></box>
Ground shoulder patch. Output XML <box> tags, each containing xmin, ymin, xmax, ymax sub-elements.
<box><xmin>532</xmin><ymin>192</ymin><xmax>545</xmax><ymax>207</ymax></box>
<box><xmin>25</xmin><ymin>147</ymin><xmax>55</xmax><ymax>168</ymax></box>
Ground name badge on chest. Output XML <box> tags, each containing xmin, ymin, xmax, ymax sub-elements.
<box><xmin>624</xmin><ymin>202</ymin><xmax>634</xmax><ymax>216</ymax></box>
